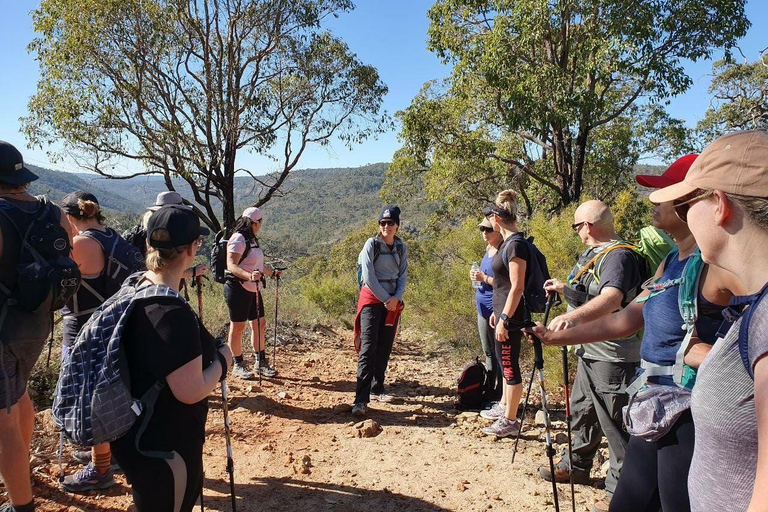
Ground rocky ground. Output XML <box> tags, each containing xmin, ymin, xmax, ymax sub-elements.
<box><xmin>14</xmin><ymin>325</ymin><xmax>610</xmax><ymax>512</ymax></box>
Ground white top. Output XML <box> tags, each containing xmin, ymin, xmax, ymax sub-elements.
<box><xmin>227</xmin><ymin>232</ymin><xmax>263</xmax><ymax>293</ymax></box>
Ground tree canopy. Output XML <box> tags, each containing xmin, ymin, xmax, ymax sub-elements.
<box><xmin>24</xmin><ymin>0</ymin><xmax>388</xmax><ymax>230</ymax></box>
<box><xmin>387</xmin><ymin>0</ymin><xmax>749</xmax><ymax>213</ymax></box>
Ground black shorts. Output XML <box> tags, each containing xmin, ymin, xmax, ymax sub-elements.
<box><xmin>223</xmin><ymin>280</ymin><xmax>264</xmax><ymax>322</ymax></box>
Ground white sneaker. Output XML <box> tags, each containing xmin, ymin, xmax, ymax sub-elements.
<box><xmin>481</xmin><ymin>417</ymin><xmax>521</xmax><ymax>437</ymax></box>
<box><xmin>371</xmin><ymin>393</ymin><xmax>393</xmax><ymax>403</ymax></box>
<box><xmin>480</xmin><ymin>402</ymin><xmax>505</xmax><ymax>420</ymax></box>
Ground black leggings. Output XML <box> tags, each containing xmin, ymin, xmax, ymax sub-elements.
<box><xmin>494</xmin><ymin>330</ymin><xmax>522</xmax><ymax>385</ymax></box>
<box><xmin>609</xmin><ymin>410</ymin><xmax>695</xmax><ymax>512</ymax></box>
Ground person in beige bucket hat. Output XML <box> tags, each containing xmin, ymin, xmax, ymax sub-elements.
<box><xmin>649</xmin><ymin>130</ymin><xmax>768</xmax><ymax>512</ymax></box>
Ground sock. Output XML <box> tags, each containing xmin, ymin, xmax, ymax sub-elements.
<box><xmin>93</xmin><ymin>450</ymin><xmax>112</xmax><ymax>475</ymax></box>
<box><xmin>12</xmin><ymin>501</ymin><xmax>35</xmax><ymax>512</ymax></box>
<box><xmin>258</xmin><ymin>350</ymin><xmax>266</xmax><ymax>360</ymax></box>
<box><xmin>234</xmin><ymin>355</ymin><xmax>244</xmax><ymax>365</ymax></box>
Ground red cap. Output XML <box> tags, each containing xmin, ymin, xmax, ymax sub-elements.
<box><xmin>635</xmin><ymin>154</ymin><xmax>698</xmax><ymax>189</ymax></box>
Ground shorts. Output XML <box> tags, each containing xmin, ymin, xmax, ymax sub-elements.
<box><xmin>223</xmin><ymin>280</ymin><xmax>264</xmax><ymax>322</ymax></box>
<box><xmin>0</xmin><ymin>336</ymin><xmax>47</xmax><ymax>409</ymax></box>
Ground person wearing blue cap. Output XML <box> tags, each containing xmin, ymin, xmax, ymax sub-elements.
<box><xmin>351</xmin><ymin>206</ymin><xmax>408</xmax><ymax>417</ymax></box>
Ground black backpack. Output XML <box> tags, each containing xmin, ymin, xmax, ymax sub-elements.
<box><xmin>80</xmin><ymin>228</ymin><xmax>146</xmax><ymax>297</ymax></box>
<box><xmin>210</xmin><ymin>229</ymin><xmax>252</xmax><ymax>284</ymax></box>
<box><xmin>509</xmin><ymin>234</ymin><xmax>551</xmax><ymax>314</ymax></box>
<box><xmin>122</xmin><ymin>223</ymin><xmax>147</xmax><ymax>257</ymax></box>
<box><xmin>456</xmin><ymin>357</ymin><xmax>488</xmax><ymax>410</ymax></box>
<box><xmin>0</xmin><ymin>196</ymin><xmax>80</xmax><ymax>314</ymax></box>
<box><xmin>356</xmin><ymin>236</ymin><xmax>405</xmax><ymax>289</ymax></box>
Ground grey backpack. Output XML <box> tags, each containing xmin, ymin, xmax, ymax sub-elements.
<box><xmin>53</xmin><ymin>273</ymin><xmax>186</xmax><ymax>448</ymax></box>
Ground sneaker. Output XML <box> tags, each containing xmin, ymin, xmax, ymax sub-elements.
<box><xmin>72</xmin><ymin>450</ymin><xmax>121</xmax><ymax>472</ymax></box>
<box><xmin>61</xmin><ymin>462</ymin><xmax>114</xmax><ymax>493</ymax></box>
<box><xmin>371</xmin><ymin>393</ymin><xmax>393</xmax><ymax>403</ymax></box>
<box><xmin>481</xmin><ymin>417</ymin><xmax>520</xmax><ymax>437</ymax></box>
<box><xmin>351</xmin><ymin>402</ymin><xmax>367</xmax><ymax>417</ymax></box>
<box><xmin>480</xmin><ymin>402</ymin><xmax>505</xmax><ymax>420</ymax></box>
<box><xmin>256</xmin><ymin>358</ymin><xmax>278</xmax><ymax>377</ymax></box>
<box><xmin>231</xmin><ymin>362</ymin><xmax>255</xmax><ymax>380</ymax></box>
<box><xmin>591</xmin><ymin>500</ymin><xmax>610</xmax><ymax>512</ymax></box>
<box><xmin>538</xmin><ymin>463</ymin><xmax>591</xmax><ymax>485</ymax></box>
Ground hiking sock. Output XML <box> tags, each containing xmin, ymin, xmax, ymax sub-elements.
<box><xmin>258</xmin><ymin>351</ymin><xmax>266</xmax><ymax>366</ymax></box>
<box><xmin>234</xmin><ymin>355</ymin><xmax>244</xmax><ymax>365</ymax></box>
<box><xmin>94</xmin><ymin>451</ymin><xmax>112</xmax><ymax>475</ymax></box>
<box><xmin>11</xmin><ymin>501</ymin><xmax>35</xmax><ymax>512</ymax></box>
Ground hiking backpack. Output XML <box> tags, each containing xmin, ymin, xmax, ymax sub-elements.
<box><xmin>210</xmin><ymin>229</ymin><xmax>252</xmax><ymax>284</ymax></box>
<box><xmin>507</xmin><ymin>234</ymin><xmax>551</xmax><ymax>314</ymax></box>
<box><xmin>456</xmin><ymin>357</ymin><xmax>488</xmax><ymax>410</ymax></box>
<box><xmin>356</xmin><ymin>236</ymin><xmax>405</xmax><ymax>290</ymax></box>
<box><xmin>80</xmin><ymin>227</ymin><xmax>145</xmax><ymax>299</ymax></box>
<box><xmin>0</xmin><ymin>196</ymin><xmax>80</xmax><ymax>315</ymax></box>
<box><xmin>727</xmin><ymin>282</ymin><xmax>768</xmax><ymax>381</ymax></box>
<box><xmin>53</xmin><ymin>273</ymin><xmax>185</xmax><ymax>447</ymax></box>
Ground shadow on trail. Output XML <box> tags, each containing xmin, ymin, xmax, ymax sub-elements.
<box><xmin>203</xmin><ymin>475</ymin><xmax>454</xmax><ymax>512</ymax></box>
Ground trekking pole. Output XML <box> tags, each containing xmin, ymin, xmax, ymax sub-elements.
<box><xmin>220</xmin><ymin>379</ymin><xmax>237</xmax><ymax>512</ymax></box>
<box><xmin>561</xmin><ymin>345</ymin><xmax>576</xmax><ymax>512</ymax></box>
<box><xmin>195</xmin><ymin>275</ymin><xmax>204</xmax><ymax>322</ymax></box>
<box><xmin>534</xmin><ymin>332</ymin><xmax>560</xmax><ymax>512</ymax></box>
<box><xmin>254</xmin><ymin>281</ymin><xmax>262</xmax><ymax>387</ymax></box>
<box><xmin>511</xmin><ymin>293</ymin><xmax>558</xmax><ymax>463</ymax></box>
<box><xmin>271</xmin><ymin>266</ymin><xmax>287</xmax><ymax>371</ymax></box>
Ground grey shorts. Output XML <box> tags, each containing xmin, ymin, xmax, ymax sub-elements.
<box><xmin>0</xmin><ymin>336</ymin><xmax>47</xmax><ymax>409</ymax></box>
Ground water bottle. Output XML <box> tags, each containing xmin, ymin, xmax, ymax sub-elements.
<box><xmin>471</xmin><ymin>261</ymin><xmax>482</xmax><ymax>289</ymax></box>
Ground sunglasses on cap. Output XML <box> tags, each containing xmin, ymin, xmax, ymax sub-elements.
<box><xmin>673</xmin><ymin>190</ymin><xmax>713</xmax><ymax>223</ymax></box>
<box><xmin>379</xmin><ymin>220</ymin><xmax>396</xmax><ymax>227</ymax></box>
<box><xmin>479</xmin><ymin>226</ymin><xmax>494</xmax><ymax>233</ymax></box>
<box><xmin>571</xmin><ymin>221</ymin><xmax>593</xmax><ymax>232</ymax></box>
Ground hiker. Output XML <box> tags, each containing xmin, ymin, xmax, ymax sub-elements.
<box><xmin>479</xmin><ymin>190</ymin><xmax>533</xmax><ymax>437</ymax></box>
<box><xmin>528</xmin><ymin>155</ymin><xmax>743</xmax><ymax>511</ymax></box>
<box><xmin>351</xmin><ymin>205</ymin><xmax>407</xmax><ymax>417</ymax></box>
<box><xmin>0</xmin><ymin>141</ymin><xmax>73</xmax><ymax>512</ymax></box>
<box><xmin>122</xmin><ymin>191</ymin><xmax>207</xmax><ymax>279</ymax></box>
<box><xmin>470</xmin><ymin>210</ymin><xmax>503</xmax><ymax>403</ymax></box>
<box><xmin>225</xmin><ymin>206</ymin><xmax>282</xmax><ymax>379</ymax></box>
<box><xmin>58</xmin><ymin>191</ymin><xmax>144</xmax><ymax>492</ymax></box>
<box><xmin>647</xmin><ymin>130</ymin><xmax>768</xmax><ymax>512</ymax></box>
<box><xmin>532</xmin><ymin>200</ymin><xmax>648</xmax><ymax>510</ymax></box>
<box><xmin>109</xmin><ymin>205</ymin><xmax>232</xmax><ymax>512</ymax></box>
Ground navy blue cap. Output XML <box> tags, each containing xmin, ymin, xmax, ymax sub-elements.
<box><xmin>0</xmin><ymin>141</ymin><xmax>39</xmax><ymax>185</ymax></box>
<box><xmin>379</xmin><ymin>205</ymin><xmax>401</xmax><ymax>225</ymax></box>
<box><xmin>147</xmin><ymin>205</ymin><xmax>210</xmax><ymax>248</ymax></box>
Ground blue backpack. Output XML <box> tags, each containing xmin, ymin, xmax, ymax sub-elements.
<box><xmin>79</xmin><ymin>227</ymin><xmax>146</xmax><ymax>299</ymax></box>
<box><xmin>53</xmin><ymin>273</ymin><xmax>187</xmax><ymax>450</ymax></box>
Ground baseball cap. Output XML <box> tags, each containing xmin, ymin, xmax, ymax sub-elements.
<box><xmin>0</xmin><ymin>141</ymin><xmax>39</xmax><ymax>185</ymax></box>
<box><xmin>147</xmin><ymin>205</ymin><xmax>210</xmax><ymax>249</ymax></box>
<box><xmin>478</xmin><ymin>217</ymin><xmax>493</xmax><ymax>229</ymax></box>
<box><xmin>636</xmin><ymin>154</ymin><xmax>698</xmax><ymax>189</ymax></box>
<box><xmin>650</xmin><ymin>130</ymin><xmax>768</xmax><ymax>204</ymax></box>
<box><xmin>242</xmin><ymin>206</ymin><xmax>263</xmax><ymax>222</ymax></box>
<box><xmin>61</xmin><ymin>191</ymin><xmax>99</xmax><ymax>216</ymax></box>
<box><xmin>379</xmin><ymin>205</ymin><xmax>401</xmax><ymax>225</ymax></box>
<box><xmin>148</xmin><ymin>191</ymin><xmax>192</xmax><ymax>211</ymax></box>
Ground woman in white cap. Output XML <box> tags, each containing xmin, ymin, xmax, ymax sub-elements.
<box><xmin>225</xmin><ymin>206</ymin><xmax>281</xmax><ymax>379</ymax></box>
<box><xmin>646</xmin><ymin>130</ymin><xmax>768</xmax><ymax>512</ymax></box>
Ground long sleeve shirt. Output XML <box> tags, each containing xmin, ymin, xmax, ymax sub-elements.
<box><xmin>359</xmin><ymin>236</ymin><xmax>408</xmax><ymax>303</ymax></box>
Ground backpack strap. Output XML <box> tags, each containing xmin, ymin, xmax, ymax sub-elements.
<box><xmin>726</xmin><ymin>282</ymin><xmax>768</xmax><ymax>380</ymax></box>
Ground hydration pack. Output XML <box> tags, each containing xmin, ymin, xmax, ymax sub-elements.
<box><xmin>210</xmin><ymin>229</ymin><xmax>253</xmax><ymax>284</ymax></box>
<box><xmin>53</xmin><ymin>273</ymin><xmax>186</xmax><ymax>448</ymax></box>
<box><xmin>506</xmin><ymin>234</ymin><xmax>551</xmax><ymax>314</ymax></box>
<box><xmin>80</xmin><ymin>227</ymin><xmax>145</xmax><ymax>298</ymax></box>
<box><xmin>0</xmin><ymin>196</ymin><xmax>80</xmax><ymax>316</ymax></box>
<box><xmin>456</xmin><ymin>357</ymin><xmax>488</xmax><ymax>410</ymax></box>
<box><xmin>356</xmin><ymin>236</ymin><xmax>405</xmax><ymax>289</ymax></box>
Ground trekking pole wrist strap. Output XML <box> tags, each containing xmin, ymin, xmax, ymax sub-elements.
<box><xmin>216</xmin><ymin>352</ymin><xmax>228</xmax><ymax>382</ymax></box>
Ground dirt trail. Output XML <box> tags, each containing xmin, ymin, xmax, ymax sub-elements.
<box><xmin>21</xmin><ymin>327</ymin><xmax>608</xmax><ymax>512</ymax></box>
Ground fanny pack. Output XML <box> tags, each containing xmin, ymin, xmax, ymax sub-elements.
<box><xmin>622</xmin><ymin>384</ymin><xmax>691</xmax><ymax>442</ymax></box>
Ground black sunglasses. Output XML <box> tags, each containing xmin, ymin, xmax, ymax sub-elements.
<box><xmin>479</xmin><ymin>226</ymin><xmax>494</xmax><ymax>233</ymax></box>
<box><xmin>379</xmin><ymin>220</ymin><xmax>396</xmax><ymax>227</ymax></box>
<box><xmin>571</xmin><ymin>221</ymin><xmax>593</xmax><ymax>232</ymax></box>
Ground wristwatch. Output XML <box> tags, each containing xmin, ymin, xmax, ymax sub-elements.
<box><xmin>500</xmin><ymin>313</ymin><xmax>509</xmax><ymax>323</ymax></box>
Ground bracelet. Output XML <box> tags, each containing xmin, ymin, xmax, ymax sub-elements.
<box><xmin>216</xmin><ymin>351</ymin><xmax>228</xmax><ymax>381</ymax></box>
<box><xmin>192</xmin><ymin>266</ymin><xmax>196</xmax><ymax>278</ymax></box>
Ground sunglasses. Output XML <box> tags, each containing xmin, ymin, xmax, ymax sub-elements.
<box><xmin>571</xmin><ymin>221</ymin><xmax>592</xmax><ymax>232</ymax></box>
<box><xmin>673</xmin><ymin>190</ymin><xmax>713</xmax><ymax>223</ymax></box>
<box><xmin>379</xmin><ymin>220</ymin><xmax>396</xmax><ymax>227</ymax></box>
<box><xmin>479</xmin><ymin>226</ymin><xmax>494</xmax><ymax>233</ymax></box>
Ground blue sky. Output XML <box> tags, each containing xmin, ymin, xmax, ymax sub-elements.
<box><xmin>0</xmin><ymin>0</ymin><xmax>765</xmax><ymax>175</ymax></box>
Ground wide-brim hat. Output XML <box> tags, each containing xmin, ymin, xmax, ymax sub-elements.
<box><xmin>148</xmin><ymin>191</ymin><xmax>192</xmax><ymax>211</ymax></box>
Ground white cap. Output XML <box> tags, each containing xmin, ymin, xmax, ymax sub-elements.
<box><xmin>242</xmin><ymin>206</ymin><xmax>263</xmax><ymax>222</ymax></box>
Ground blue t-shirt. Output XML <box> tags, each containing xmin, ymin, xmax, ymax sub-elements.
<box><xmin>640</xmin><ymin>253</ymin><xmax>728</xmax><ymax>386</ymax></box>
<box><xmin>475</xmin><ymin>249</ymin><xmax>494</xmax><ymax>318</ymax></box>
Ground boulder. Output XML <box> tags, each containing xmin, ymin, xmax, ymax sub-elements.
<box><xmin>355</xmin><ymin>419</ymin><xmax>381</xmax><ymax>438</ymax></box>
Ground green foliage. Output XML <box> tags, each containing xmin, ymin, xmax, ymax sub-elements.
<box><xmin>612</xmin><ymin>188</ymin><xmax>653</xmax><ymax>240</ymax></box>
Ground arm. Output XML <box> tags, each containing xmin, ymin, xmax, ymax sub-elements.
<box><xmin>748</xmin><ymin>354</ymin><xmax>768</xmax><ymax>511</ymax></box>
<box><xmin>548</xmin><ymin>287</ymin><xmax>624</xmax><ymax>330</ymax></box>
<box><xmin>182</xmin><ymin>264</ymin><xmax>208</xmax><ymax>280</ymax></box>
<box><xmin>166</xmin><ymin>354</ymin><xmax>224</xmax><ymax>405</ymax></box>
<box><xmin>71</xmin><ymin>236</ymin><xmax>105</xmax><ymax>275</ymax></box>
<box><xmin>360</xmin><ymin>238</ymin><xmax>390</xmax><ymax>303</ymax></box>
<box><xmin>683</xmin><ymin>336</ymin><xmax>712</xmax><ymax>368</ymax></box>
<box><xmin>226</xmin><ymin>251</ymin><xmax>255</xmax><ymax>282</ymax></box>
<box><xmin>393</xmin><ymin>243</ymin><xmax>407</xmax><ymax>300</ymax></box>
<box><xmin>495</xmin><ymin>257</ymin><xmax>526</xmax><ymax>341</ymax></box>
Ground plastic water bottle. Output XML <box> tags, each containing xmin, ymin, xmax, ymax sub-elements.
<box><xmin>471</xmin><ymin>262</ymin><xmax>482</xmax><ymax>289</ymax></box>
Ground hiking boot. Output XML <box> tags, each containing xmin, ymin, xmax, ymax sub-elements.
<box><xmin>61</xmin><ymin>463</ymin><xmax>114</xmax><ymax>493</ymax></box>
<box><xmin>256</xmin><ymin>359</ymin><xmax>278</xmax><ymax>377</ymax></box>
<box><xmin>0</xmin><ymin>504</ymin><xmax>33</xmax><ymax>512</ymax></box>
<box><xmin>481</xmin><ymin>417</ymin><xmax>520</xmax><ymax>437</ymax></box>
<box><xmin>538</xmin><ymin>464</ymin><xmax>591</xmax><ymax>485</ymax></box>
<box><xmin>479</xmin><ymin>402</ymin><xmax>505</xmax><ymax>420</ymax></box>
<box><xmin>591</xmin><ymin>500</ymin><xmax>610</xmax><ymax>512</ymax></box>
<box><xmin>351</xmin><ymin>403</ymin><xmax>367</xmax><ymax>417</ymax></box>
<box><xmin>371</xmin><ymin>393</ymin><xmax>393</xmax><ymax>403</ymax></box>
<box><xmin>72</xmin><ymin>450</ymin><xmax>121</xmax><ymax>472</ymax></box>
<box><xmin>231</xmin><ymin>362</ymin><xmax>255</xmax><ymax>380</ymax></box>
